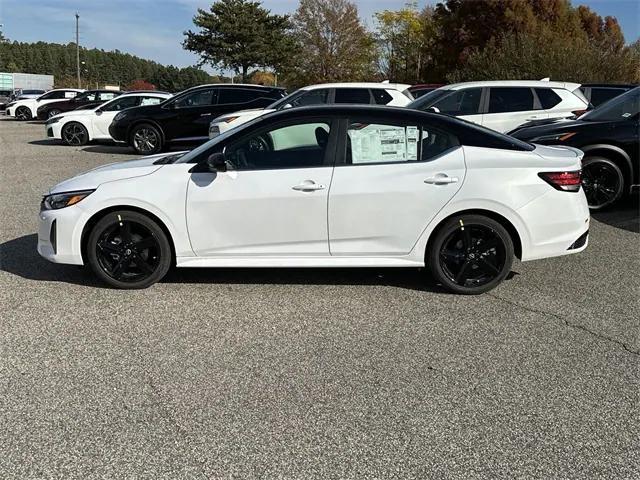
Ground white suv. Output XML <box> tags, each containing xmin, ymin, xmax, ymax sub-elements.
<box><xmin>209</xmin><ymin>82</ymin><xmax>412</xmax><ymax>138</ymax></box>
<box><xmin>5</xmin><ymin>88</ymin><xmax>85</xmax><ymax>120</ymax></box>
<box><xmin>408</xmin><ymin>80</ymin><xmax>589</xmax><ymax>133</ymax></box>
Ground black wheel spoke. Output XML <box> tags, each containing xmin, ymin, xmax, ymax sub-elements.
<box><xmin>455</xmin><ymin>260</ymin><xmax>473</xmax><ymax>283</ymax></box>
<box><xmin>110</xmin><ymin>257</ymin><xmax>128</xmax><ymax>279</ymax></box>
<box><xmin>132</xmin><ymin>236</ymin><xmax>156</xmax><ymax>250</ymax></box>
<box><xmin>98</xmin><ymin>242</ymin><xmax>121</xmax><ymax>255</ymax></box>
<box><xmin>462</xmin><ymin>227</ymin><xmax>472</xmax><ymax>251</ymax></box>
<box><xmin>479</xmin><ymin>257</ymin><xmax>500</xmax><ymax>274</ymax></box>
<box><xmin>133</xmin><ymin>253</ymin><xmax>154</xmax><ymax>274</ymax></box>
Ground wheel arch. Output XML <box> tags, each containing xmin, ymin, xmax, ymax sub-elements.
<box><xmin>61</xmin><ymin>118</ymin><xmax>94</xmax><ymax>141</ymax></box>
<box><xmin>581</xmin><ymin>144</ymin><xmax>633</xmax><ymax>192</ymax></box>
<box><xmin>127</xmin><ymin>119</ymin><xmax>166</xmax><ymax>146</ymax></box>
<box><xmin>425</xmin><ymin>208</ymin><xmax>523</xmax><ymax>260</ymax></box>
<box><xmin>80</xmin><ymin>205</ymin><xmax>177</xmax><ymax>265</ymax></box>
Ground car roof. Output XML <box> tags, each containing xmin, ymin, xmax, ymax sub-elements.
<box><xmin>46</xmin><ymin>88</ymin><xmax>86</xmax><ymax>92</ymax></box>
<box><xmin>299</xmin><ymin>82</ymin><xmax>412</xmax><ymax>92</ymax></box>
<box><xmin>183</xmin><ymin>83</ymin><xmax>285</xmax><ymax>91</ymax></box>
<box><xmin>117</xmin><ymin>92</ymin><xmax>172</xmax><ymax>98</ymax></box>
<box><xmin>441</xmin><ymin>80</ymin><xmax>581</xmax><ymax>90</ymax></box>
<box><xmin>580</xmin><ymin>83</ymin><xmax>637</xmax><ymax>88</ymax></box>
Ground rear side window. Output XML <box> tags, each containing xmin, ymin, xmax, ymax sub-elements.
<box><xmin>535</xmin><ymin>88</ymin><xmax>562</xmax><ymax>109</ymax></box>
<box><xmin>140</xmin><ymin>96</ymin><xmax>163</xmax><ymax>105</ymax></box>
<box><xmin>488</xmin><ymin>87</ymin><xmax>535</xmax><ymax>113</ymax></box>
<box><xmin>334</xmin><ymin>88</ymin><xmax>371</xmax><ymax>104</ymax></box>
<box><xmin>432</xmin><ymin>88</ymin><xmax>482</xmax><ymax>115</ymax></box>
<box><xmin>371</xmin><ymin>89</ymin><xmax>393</xmax><ymax>105</ymax></box>
<box><xmin>99</xmin><ymin>92</ymin><xmax>118</xmax><ymax>101</ymax></box>
<box><xmin>218</xmin><ymin>88</ymin><xmax>262</xmax><ymax>104</ymax></box>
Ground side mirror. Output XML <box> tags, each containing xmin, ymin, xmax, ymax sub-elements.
<box><xmin>95</xmin><ymin>109</ymin><xmax>103</xmax><ymax>116</ymax></box>
<box><xmin>206</xmin><ymin>152</ymin><xmax>227</xmax><ymax>172</ymax></box>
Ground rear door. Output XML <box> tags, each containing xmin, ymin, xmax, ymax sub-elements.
<box><xmin>328</xmin><ymin>117</ymin><xmax>465</xmax><ymax>255</ymax></box>
<box><xmin>483</xmin><ymin>87</ymin><xmax>544</xmax><ymax>132</ymax></box>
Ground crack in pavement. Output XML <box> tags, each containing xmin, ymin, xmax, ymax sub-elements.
<box><xmin>488</xmin><ymin>293</ymin><xmax>639</xmax><ymax>357</ymax></box>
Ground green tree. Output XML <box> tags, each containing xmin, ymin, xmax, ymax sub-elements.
<box><xmin>183</xmin><ymin>0</ymin><xmax>296</xmax><ymax>82</ymax></box>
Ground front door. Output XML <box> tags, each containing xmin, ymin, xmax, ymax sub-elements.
<box><xmin>328</xmin><ymin>118</ymin><xmax>465</xmax><ymax>255</ymax></box>
<box><xmin>92</xmin><ymin>95</ymin><xmax>141</xmax><ymax>138</ymax></box>
<box><xmin>186</xmin><ymin>118</ymin><xmax>337</xmax><ymax>256</ymax></box>
<box><xmin>171</xmin><ymin>88</ymin><xmax>219</xmax><ymax>140</ymax></box>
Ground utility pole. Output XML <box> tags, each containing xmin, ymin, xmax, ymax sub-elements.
<box><xmin>75</xmin><ymin>13</ymin><xmax>80</xmax><ymax>88</ymax></box>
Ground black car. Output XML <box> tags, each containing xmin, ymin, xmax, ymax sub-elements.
<box><xmin>510</xmin><ymin>87</ymin><xmax>639</xmax><ymax>209</ymax></box>
<box><xmin>109</xmin><ymin>84</ymin><xmax>286</xmax><ymax>154</ymax></box>
<box><xmin>580</xmin><ymin>83</ymin><xmax>637</xmax><ymax>108</ymax></box>
<box><xmin>36</xmin><ymin>89</ymin><xmax>123</xmax><ymax>120</ymax></box>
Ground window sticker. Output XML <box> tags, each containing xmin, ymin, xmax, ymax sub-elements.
<box><xmin>349</xmin><ymin>124</ymin><xmax>419</xmax><ymax>163</ymax></box>
<box><xmin>64</xmin><ymin>91</ymin><xmax>77</xmax><ymax>98</ymax></box>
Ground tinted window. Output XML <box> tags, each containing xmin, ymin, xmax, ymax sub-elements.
<box><xmin>488</xmin><ymin>87</ymin><xmax>534</xmax><ymax>113</ymax></box>
<box><xmin>334</xmin><ymin>88</ymin><xmax>371</xmax><ymax>104</ymax></box>
<box><xmin>75</xmin><ymin>92</ymin><xmax>98</xmax><ymax>102</ymax></box>
<box><xmin>582</xmin><ymin>88</ymin><xmax>639</xmax><ymax>122</ymax></box>
<box><xmin>535</xmin><ymin>88</ymin><xmax>562</xmax><ymax>109</ymax></box>
<box><xmin>218</xmin><ymin>88</ymin><xmax>261</xmax><ymax>104</ymax></box>
<box><xmin>589</xmin><ymin>88</ymin><xmax>627</xmax><ymax>107</ymax></box>
<box><xmin>433</xmin><ymin>88</ymin><xmax>482</xmax><ymax>115</ymax></box>
<box><xmin>40</xmin><ymin>91</ymin><xmax>69</xmax><ymax>100</ymax></box>
<box><xmin>289</xmin><ymin>89</ymin><xmax>330</xmax><ymax>108</ymax></box>
<box><xmin>226</xmin><ymin>121</ymin><xmax>331</xmax><ymax>170</ymax></box>
<box><xmin>103</xmin><ymin>96</ymin><xmax>139</xmax><ymax>111</ymax></box>
<box><xmin>371</xmin><ymin>89</ymin><xmax>393</xmax><ymax>105</ymax></box>
<box><xmin>98</xmin><ymin>92</ymin><xmax>118</xmax><ymax>101</ymax></box>
<box><xmin>174</xmin><ymin>89</ymin><xmax>214</xmax><ymax>108</ymax></box>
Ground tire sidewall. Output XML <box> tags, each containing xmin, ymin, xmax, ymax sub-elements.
<box><xmin>427</xmin><ymin>215</ymin><xmax>514</xmax><ymax>295</ymax></box>
<box><xmin>87</xmin><ymin>210</ymin><xmax>172</xmax><ymax>289</ymax></box>
<box><xmin>582</xmin><ymin>156</ymin><xmax>624</xmax><ymax>210</ymax></box>
<box><xmin>62</xmin><ymin>122</ymin><xmax>89</xmax><ymax>146</ymax></box>
<box><xmin>131</xmin><ymin>123</ymin><xmax>163</xmax><ymax>155</ymax></box>
<box><xmin>16</xmin><ymin>106</ymin><xmax>31</xmax><ymax>120</ymax></box>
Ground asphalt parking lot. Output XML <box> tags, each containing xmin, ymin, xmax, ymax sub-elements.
<box><xmin>0</xmin><ymin>117</ymin><xmax>638</xmax><ymax>479</ymax></box>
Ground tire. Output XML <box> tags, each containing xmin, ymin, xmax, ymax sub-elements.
<box><xmin>130</xmin><ymin>123</ymin><xmax>163</xmax><ymax>155</ymax></box>
<box><xmin>48</xmin><ymin>109</ymin><xmax>61</xmax><ymax>118</ymax></box>
<box><xmin>62</xmin><ymin>122</ymin><xmax>89</xmax><ymax>146</ymax></box>
<box><xmin>427</xmin><ymin>214</ymin><xmax>514</xmax><ymax>295</ymax></box>
<box><xmin>87</xmin><ymin>210</ymin><xmax>172</xmax><ymax>289</ymax></box>
<box><xmin>581</xmin><ymin>156</ymin><xmax>624</xmax><ymax>210</ymax></box>
<box><xmin>15</xmin><ymin>106</ymin><xmax>32</xmax><ymax>120</ymax></box>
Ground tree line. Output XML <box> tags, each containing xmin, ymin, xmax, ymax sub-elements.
<box><xmin>184</xmin><ymin>0</ymin><xmax>640</xmax><ymax>87</ymax></box>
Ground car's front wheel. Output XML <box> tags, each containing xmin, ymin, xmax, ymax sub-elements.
<box><xmin>15</xmin><ymin>106</ymin><xmax>32</xmax><ymax>120</ymax></box>
<box><xmin>581</xmin><ymin>156</ymin><xmax>624</xmax><ymax>210</ymax></box>
<box><xmin>427</xmin><ymin>215</ymin><xmax>514</xmax><ymax>295</ymax></box>
<box><xmin>131</xmin><ymin>123</ymin><xmax>163</xmax><ymax>155</ymax></box>
<box><xmin>87</xmin><ymin>210</ymin><xmax>172</xmax><ymax>289</ymax></box>
<box><xmin>62</xmin><ymin>122</ymin><xmax>89</xmax><ymax>146</ymax></box>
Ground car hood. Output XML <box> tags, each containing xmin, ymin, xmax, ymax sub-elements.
<box><xmin>11</xmin><ymin>98</ymin><xmax>37</xmax><ymax>108</ymax></box>
<box><xmin>53</xmin><ymin>108</ymin><xmax>96</xmax><ymax>120</ymax></box>
<box><xmin>48</xmin><ymin>152</ymin><xmax>177</xmax><ymax>194</ymax></box>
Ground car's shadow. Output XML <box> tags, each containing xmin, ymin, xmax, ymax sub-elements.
<box><xmin>591</xmin><ymin>195</ymin><xmax>639</xmax><ymax>233</ymax></box>
<box><xmin>0</xmin><ymin>234</ymin><xmax>449</xmax><ymax>293</ymax></box>
<box><xmin>29</xmin><ymin>139</ymin><xmax>61</xmax><ymax>146</ymax></box>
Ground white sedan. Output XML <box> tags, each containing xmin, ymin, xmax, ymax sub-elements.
<box><xmin>208</xmin><ymin>82</ymin><xmax>412</xmax><ymax>139</ymax></box>
<box><xmin>37</xmin><ymin>105</ymin><xmax>589</xmax><ymax>294</ymax></box>
<box><xmin>45</xmin><ymin>92</ymin><xmax>172</xmax><ymax>146</ymax></box>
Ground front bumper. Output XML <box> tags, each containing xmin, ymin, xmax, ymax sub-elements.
<box><xmin>37</xmin><ymin>207</ymin><xmax>86</xmax><ymax>265</ymax></box>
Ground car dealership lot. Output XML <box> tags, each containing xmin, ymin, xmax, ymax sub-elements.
<box><xmin>0</xmin><ymin>118</ymin><xmax>638</xmax><ymax>478</ymax></box>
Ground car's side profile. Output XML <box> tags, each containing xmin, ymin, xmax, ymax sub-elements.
<box><xmin>409</xmin><ymin>81</ymin><xmax>588</xmax><ymax>133</ymax></box>
<box><xmin>510</xmin><ymin>87</ymin><xmax>639</xmax><ymax>209</ymax></box>
<box><xmin>38</xmin><ymin>106</ymin><xmax>589</xmax><ymax>294</ymax></box>
<box><xmin>36</xmin><ymin>89</ymin><xmax>123</xmax><ymax>120</ymax></box>
<box><xmin>108</xmin><ymin>84</ymin><xmax>287</xmax><ymax>155</ymax></box>
<box><xmin>46</xmin><ymin>92</ymin><xmax>172</xmax><ymax>146</ymax></box>
<box><xmin>208</xmin><ymin>82</ymin><xmax>412</xmax><ymax>139</ymax></box>
<box><xmin>5</xmin><ymin>88</ymin><xmax>85</xmax><ymax>120</ymax></box>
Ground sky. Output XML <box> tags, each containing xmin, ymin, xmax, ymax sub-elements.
<box><xmin>1</xmin><ymin>0</ymin><xmax>639</xmax><ymax>73</ymax></box>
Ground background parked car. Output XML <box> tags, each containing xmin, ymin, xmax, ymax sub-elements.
<box><xmin>5</xmin><ymin>88</ymin><xmax>84</xmax><ymax>120</ymax></box>
<box><xmin>510</xmin><ymin>87</ymin><xmax>639</xmax><ymax>210</ymax></box>
<box><xmin>580</xmin><ymin>83</ymin><xmax>637</xmax><ymax>107</ymax></box>
<box><xmin>408</xmin><ymin>83</ymin><xmax>445</xmax><ymax>98</ymax></box>
<box><xmin>208</xmin><ymin>82</ymin><xmax>412</xmax><ymax>139</ymax></box>
<box><xmin>0</xmin><ymin>89</ymin><xmax>12</xmax><ymax>110</ymax></box>
<box><xmin>36</xmin><ymin>89</ymin><xmax>123</xmax><ymax>120</ymax></box>
<box><xmin>408</xmin><ymin>80</ymin><xmax>589</xmax><ymax>133</ymax></box>
<box><xmin>46</xmin><ymin>91</ymin><xmax>172</xmax><ymax>146</ymax></box>
<box><xmin>9</xmin><ymin>88</ymin><xmax>47</xmax><ymax>102</ymax></box>
<box><xmin>108</xmin><ymin>84</ymin><xmax>286</xmax><ymax>154</ymax></box>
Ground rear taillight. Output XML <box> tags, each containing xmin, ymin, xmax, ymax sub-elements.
<box><xmin>572</xmin><ymin>109</ymin><xmax>586</xmax><ymax>117</ymax></box>
<box><xmin>538</xmin><ymin>171</ymin><xmax>582</xmax><ymax>192</ymax></box>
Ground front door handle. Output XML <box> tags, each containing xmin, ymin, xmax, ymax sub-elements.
<box><xmin>424</xmin><ymin>174</ymin><xmax>459</xmax><ymax>185</ymax></box>
<box><xmin>292</xmin><ymin>180</ymin><xmax>326</xmax><ymax>192</ymax></box>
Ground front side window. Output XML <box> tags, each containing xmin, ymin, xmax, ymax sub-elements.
<box><xmin>288</xmin><ymin>89</ymin><xmax>330</xmax><ymax>108</ymax></box>
<box><xmin>174</xmin><ymin>89</ymin><xmax>214</xmax><ymax>108</ymax></box>
<box><xmin>488</xmin><ymin>87</ymin><xmax>535</xmax><ymax>113</ymax></box>
<box><xmin>334</xmin><ymin>88</ymin><xmax>371</xmax><ymax>104</ymax></box>
<box><xmin>432</xmin><ymin>88</ymin><xmax>482</xmax><ymax>115</ymax></box>
<box><xmin>345</xmin><ymin>121</ymin><xmax>458</xmax><ymax>165</ymax></box>
<box><xmin>75</xmin><ymin>92</ymin><xmax>97</xmax><ymax>102</ymax></box>
<box><xmin>102</xmin><ymin>96</ymin><xmax>139</xmax><ymax>111</ymax></box>
<box><xmin>225</xmin><ymin>121</ymin><xmax>332</xmax><ymax>170</ymax></box>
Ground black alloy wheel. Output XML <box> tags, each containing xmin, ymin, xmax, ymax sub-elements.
<box><xmin>428</xmin><ymin>215</ymin><xmax>514</xmax><ymax>294</ymax></box>
<box><xmin>131</xmin><ymin>124</ymin><xmax>162</xmax><ymax>155</ymax></box>
<box><xmin>16</xmin><ymin>106</ymin><xmax>32</xmax><ymax>120</ymax></box>
<box><xmin>87</xmin><ymin>211</ymin><xmax>171</xmax><ymax>289</ymax></box>
<box><xmin>62</xmin><ymin>122</ymin><xmax>89</xmax><ymax>146</ymax></box>
<box><xmin>581</xmin><ymin>157</ymin><xmax>624</xmax><ymax>210</ymax></box>
<box><xmin>48</xmin><ymin>109</ymin><xmax>61</xmax><ymax>118</ymax></box>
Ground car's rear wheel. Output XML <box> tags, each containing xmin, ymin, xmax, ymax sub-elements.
<box><xmin>131</xmin><ymin>123</ymin><xmax>163</xmax><ymax>155</ymax></box>
<box><xmin>581</xmin><ymin>156</ymin><xmax>624</xmax><ymax>210</ymax></box>
<box><xmin>62</xmin><ymin>122</ymin><xmax>89</xmax><ymax>146</ymax></box>
<box><xmin>428</xmin><ymin>215</ymin><xmax>514</xmax><ymax>295</ymax></box>
<box><xmin>48</xmin><ymin>108</ymin><xmax>61</xmax><ymax>118</ymax></box>
<box><xmin>16</xmin><ymin>106</ymin><xmax>32</xmax><ymax>120</ymax></box>
<box><xmin>87</xmin><ymin>211</ymin><xmax>172</xmax><ymax>289</ymax></box>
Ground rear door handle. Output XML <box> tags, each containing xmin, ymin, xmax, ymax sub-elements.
<box><xmin>424</xmin><ymin>174</ymin><xmax>459</xmax><ymax>185</ymax></box>
<box><xmin>292</xmin><ymin>180</ymin><xmax>326</xmax><ymax>192</ymax></box>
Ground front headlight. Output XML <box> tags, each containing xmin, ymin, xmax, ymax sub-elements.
<box><xmin>41</xmin><ymin>190</ymin><xmax>95</xmax><ymax>211</ymax></box>
<box><xmin>46</xmin><ymin>116</ymin><xmax>62</xmax><ymax>125</ymax></box>
<box><xmin>113</xmin><ymin>111</ymin><xmax>128</xmax><ymax>122</ymax></box>
<box><xmin>530</xmin><ymin>132</ymin><xmax>576</xmax><ymax>142</ymax></box>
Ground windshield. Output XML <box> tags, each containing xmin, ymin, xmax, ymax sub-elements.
<box><xmin>267</xmin><ymin>89</ymin><xmax>303</xmax><ymax>110</ymax></box>
<box><xmin>580</xmin><ymin>87</ymin><xmax>639</xmax><ymax>122</ymax></box>
<box><xmin>407</xmin><ymin>88</ymin><xmax>450</xmax><ymax>110</ymax></box>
